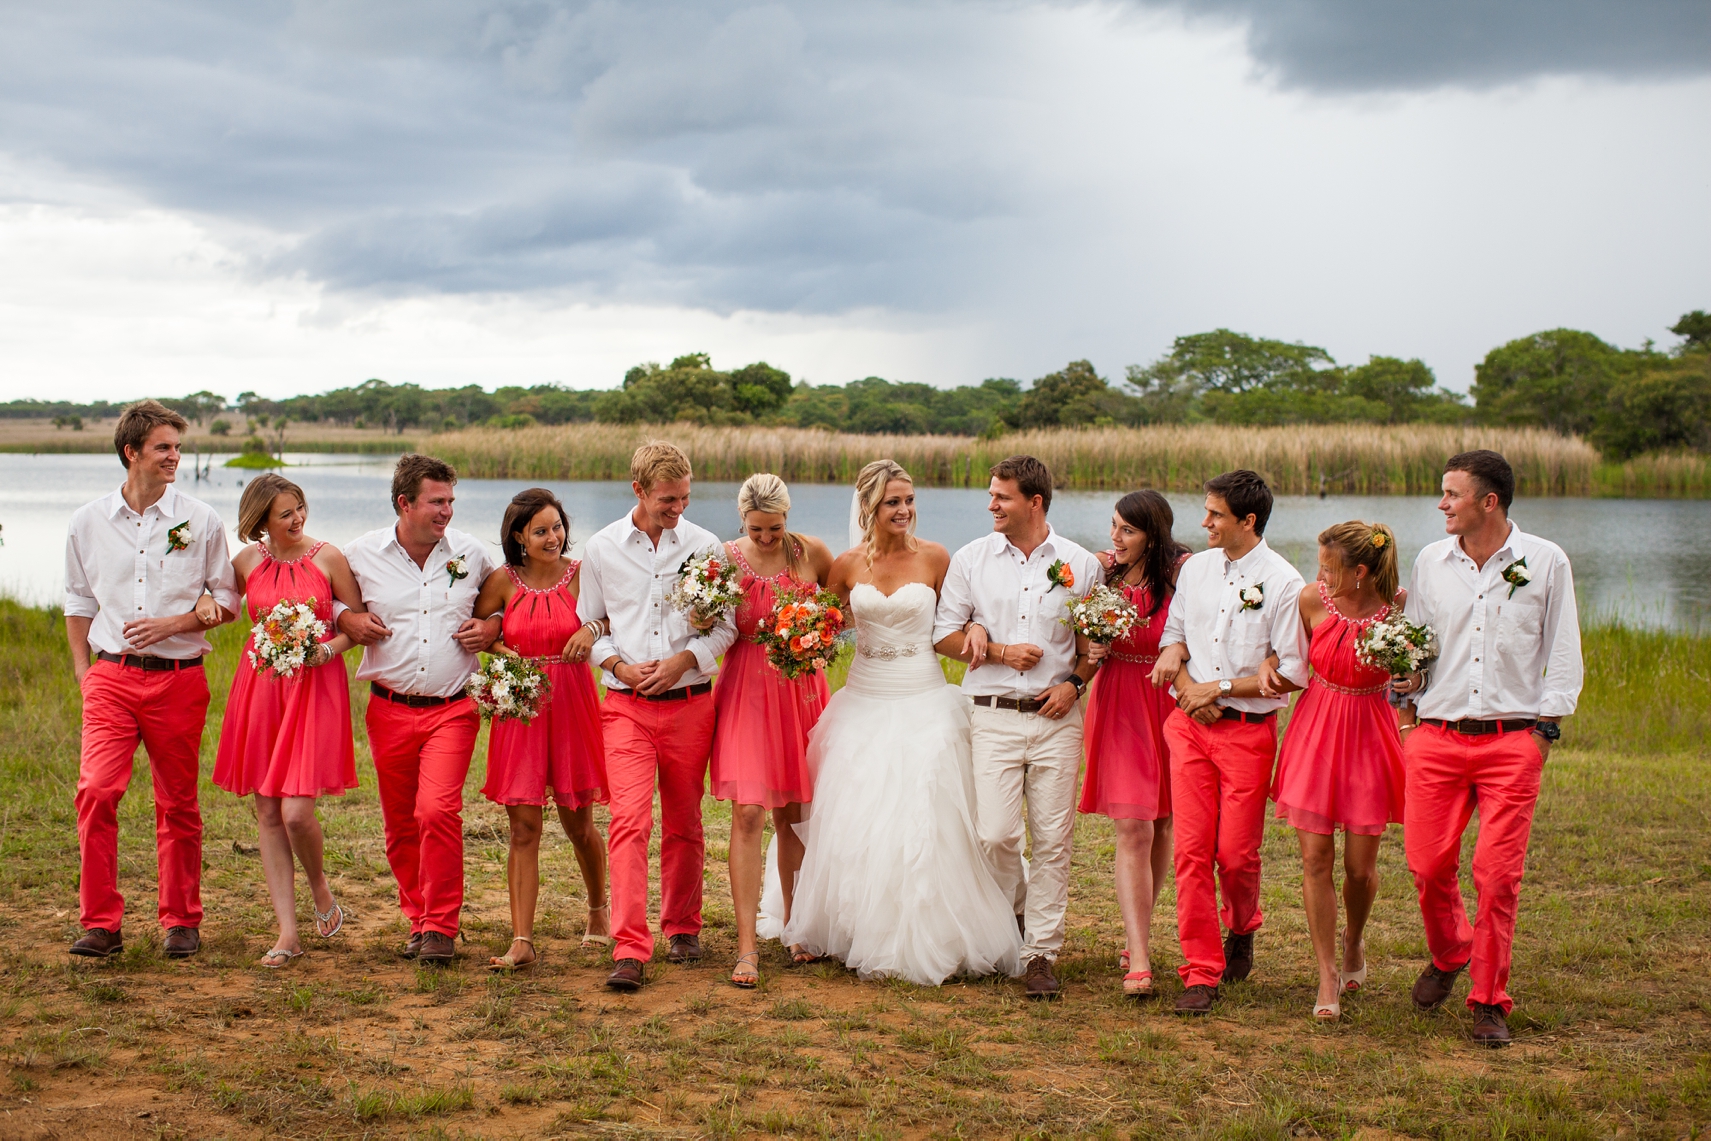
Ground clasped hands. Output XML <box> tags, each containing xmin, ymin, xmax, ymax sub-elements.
<box><xmin>120</xmin><ymin>593</ymin><xmax>228</xmax><ymax>651</ymax></box>
<box><xmin>610</xmin><ymin>651</ymin><xmax>698</xmax><ymax>697</ymax></box>
<box><xmin>962</xmin><ymin>623</ymin><xmax>1076</xmax><ymax>719</ymax></box>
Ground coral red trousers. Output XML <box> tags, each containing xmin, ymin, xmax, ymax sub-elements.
<box><xmin>76</xmin><ymin>660</ymin><xmax>209</xmax><ymax>932</ymax></box>
<box><xmin>366</xmin><ymin>696</ymin><xmax>479</xmax><ymax>938</ymax></box>
<box><xmin>601</xmin><ymin>689</ymin><xmax>716</xmax><ymax>963</ymax></box>
<box><xmin>1164</xmin><ymin>708</ymin><xmax>1277</xmax><ymax>988</ymax></box>
<box><xmin>1404</xmin><ymin>723</ymin><xmax>1544</xmax><ymax>1013</ymax></box>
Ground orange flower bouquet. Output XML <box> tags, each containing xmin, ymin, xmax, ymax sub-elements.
<box><xmin>753</xmin><ymin>584</ymin><xmax>847</xmax><ymax>679</ymax></box>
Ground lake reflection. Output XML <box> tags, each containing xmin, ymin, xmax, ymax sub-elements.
<box><xmin>1</xmin><ymin>453</ymin><xmax>1705</xmax><ymax>629</ymax></box>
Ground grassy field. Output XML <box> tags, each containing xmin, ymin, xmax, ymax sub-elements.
<box><xmin>0</xmin><ymin>417</ymin><xmax>415</xmax><ymax>455</ymax></box>
<box><xmin>0</xmin><ymin>600</ymin><xmax>1707</xmax><ymax>1138</ymax></box>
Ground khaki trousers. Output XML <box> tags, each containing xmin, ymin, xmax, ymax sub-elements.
<box><xmin>969</xmin><ymin>702</ymin><xmax>1084</xmax><ymax>962</ymax></box>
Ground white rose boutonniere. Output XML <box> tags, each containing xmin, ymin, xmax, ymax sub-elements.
<box><xmin>166</xmin><ymin>520</ymin><xmax>193</xmax><ymax>553</ymax></box>
<box><xmin>1238</xmin><ymin>582</ymin><xmax>1265</xmax><ymax>612</ymax></box>
<box><xmin>446</xmin><ymin>556</ymin><xmax>470</xmax><ymax>588</ymax></box>
<box><xmin>1501</xmin><ymin>557</ymin><xmax>1531</xmax><ymax>599</ymax></box>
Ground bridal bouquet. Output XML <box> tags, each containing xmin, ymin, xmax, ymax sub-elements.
<box><xmin>1356</xmin><ymin>614</ymin><xmax>1439</xmax><ymax>678</ymax></box>
<box><xmin>754</xmin><ymin>584</ymin><xmax>846</xmax><ymax>679</ymax></box>
<box><xmin>1061</xmin><ymin>583</ymin><xmax>1139</xmax><ymax>644</ymax></box>
<box><xmin>668</xmin><ymin>550</ymin><xmax>745</xmax><ymax>633</ymax></box>
<box><xmin>465</xmin><ymin>654</ymin><xmax>551</xmax><ymax>723</ymax></box>
<box><xmin>247</xmin><ymin>598</ymin><xmax>328</xmax><ymax>680</ymax></box>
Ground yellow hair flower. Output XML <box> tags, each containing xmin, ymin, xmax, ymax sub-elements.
<box><xmin>1370</xmin><ymin>530</ymin><xmax>1388</xmax><ymax>548</ymax></box>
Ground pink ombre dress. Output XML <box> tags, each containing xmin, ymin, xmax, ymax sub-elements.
<box><xmin>1079</xmin><ymin>581</ymin><xmax>1174</xmax><ymax>821</ymax></box>
<box><xmin>1271</xmin><ymin>582</ymin><xmax>1406</xmax><ymax>835</ymax></box>
<box><xmin>710</xmin><ymin>542</ymin><xmax>828</xmax><ymax>808</ymax></box>
<box><xmin>483</xmin><ymin>563</ymin><xmax>607</xmax><ymax>809</ymax></box>
<box><xmin>214</xmin><ymin>541</ymin><xmax>357</xmax><ymax>799</ymax></box>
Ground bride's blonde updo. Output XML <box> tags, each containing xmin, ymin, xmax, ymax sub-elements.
<box><xmin>737</xmin><ymin>472</ymin><xmax>806</xmax><ymax>578</ymax></box>
<box><xmin>855</xmin><ymin>459</ymin><xmax>917</xmax><ymax>559</ymax></box>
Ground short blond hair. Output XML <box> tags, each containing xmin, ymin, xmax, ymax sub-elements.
<box><xmin>238</xmin><ymin>473</ymin><xmax>307</xmax><ymax>543</ymax></box>
<box><xmin>630</xmin><ymin>440</ymin><xmax>693</xmax><ymax>491</ymax></box>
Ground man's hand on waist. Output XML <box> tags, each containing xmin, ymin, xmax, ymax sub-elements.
<box><xmin>339</xmin><ymin>610</ymin><xmax>392</xmax><ymax>645</ymax></box>
<box><xmin>635</xmin><ymin>650</ymin><xmax>698</xmax><ymax>696</ymax></box>
<box><xmin>1034</xmin><ymin>681</ymin><xmax>1079</xmax><ymax>720</ymax></box>
<box><xmin>454</xmin><ymin>615</ymin><xmax>501</xmax><ymax>653</ymax></box>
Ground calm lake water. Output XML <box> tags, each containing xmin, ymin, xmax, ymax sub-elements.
<box><xmin>2</xmin><ymin>453</ymin><xmax>1706</xmax><ymax>630</ymax></box>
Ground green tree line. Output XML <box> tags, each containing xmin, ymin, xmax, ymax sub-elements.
<box><xmin>9</xmin><ymin>311</ymin><xmax>1705</xmax><ymax>459</ymax></box>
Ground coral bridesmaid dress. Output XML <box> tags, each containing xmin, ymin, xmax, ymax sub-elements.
<box><xmin>1271</xmin><ymin>582</ymin><xmax>1406</xmax><ymax>835</ymax></box>
<box><xmin>214</xmin><ymin>541</ymin><xmax>356</xmax><ymax>798</ymax></box>
<box><xmin>710</xmin><ymin>542</ymin><xmax>828</xmax><ymax>808</ymax></box>
<box><xmin>1080</xmin><ymin>581</ymin><xmax>1175</xmax><ymax>821</ymax></box>
<box><xmin>483</xmin><ymin>563</ymin><xmax>607</xmax><ymax>809</ymax></box>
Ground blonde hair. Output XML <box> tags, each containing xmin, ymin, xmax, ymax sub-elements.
<box><xmin>630</xmin><ymin>440</ymin><xmax>693</xmax><ymax>491</ymax></box>
<box><xmin>238</xmin><ymin>473</ymin><xmax>307</xmax><ymax>543</ymax></box>
<box><xmin>738</xmin><ymin>472</ymin><xmax>807</xmax><ymax>579</ymax></box>
<box><xmin>1318</xmin><ymin>520</ymin><xmax>1400</xmax><ymax>601</ymax></box>
<box><xmin>855</xmin><ymin>459</ymin><xmax>917</xmax><ymax>559</ymax></box>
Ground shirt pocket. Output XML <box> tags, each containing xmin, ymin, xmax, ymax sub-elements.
<box><xmin>158</xmin><ymin>550</ymin><xmax>206</xmax><ymax>599</ymax></box>
<box><xmin>1226</xmin><ymin>608</ymin><xmax>1269</xmax><ymax>661</ymax></box>
<box><xmin>1494</xmin><ymin>593</ymin><xmax>1545</xmax><ymax>668</ymax></box>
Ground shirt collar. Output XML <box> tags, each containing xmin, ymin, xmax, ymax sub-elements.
<box><xmin>1224</xmin><ymin>537</ymin><xmax>1270</xmax><ymax>574</ymax></box>
<box><xmin>105</xmin><ymin>482</ymin><xmax>180</xmax><ymax>519</ymax></box>
<box><xmin>1446</xmin><ymin>521</ymin><xmax>1520</xmax><ymax>565</ymax></box>
<box><xmin>988</xmin><ymin>525</ymin><xmax>1059</xmax><ymax>560</ymax></box>
<box><xmin>384</xmin><ymin>525</ymin><xmax>446</xmax><ymax>558</ymax></box>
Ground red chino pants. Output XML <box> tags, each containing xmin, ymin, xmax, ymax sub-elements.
<box><xmin>366</xmin><ymin>696</ymin><xmax>480</xmax><ymax>938</ymax></box>
<box><xmin>601</xmin><ymin>689</ymin><xmax>715</xmax><ymax>963</ymax></box>
<box><xmin>1404</xmin><ymin>723</ymin><xmax>1543</xmax><ymax>1013</ymax></box>
<box><xmin>1164</xmin><ymin>708</ymin><xmax>1277</xmax><ymax>988</ymax></box>
<box><xmin>76</xmin><ymin>660</ymin><xmax>210</xmax><ymax>932</ymax></box>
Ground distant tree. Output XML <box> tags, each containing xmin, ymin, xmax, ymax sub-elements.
<box><xmin>1339</xmin><ymin>356</ymin><xmax>1471</xmax><ymax>424</ymax></box>
<box><xmin>209</xmin><ymin>418</ymin><xmax>232</xmax><ymax>436</ymax></box>
<box><xmin>1472</xmin><ymin>329</ymin><xmax>1625</xmax><ymax>436</ymax></box>
<box><xmin>728</xmin><ymin>362</ymin><xmax>793</xmax><ymax>417</ymax></box>
<box><xmin>1592</xmin><ymin>350</ymin><xmax>1711</xmax><ymax>459</ymax></box>
<box><xmin>1007</xmin><ymin>360</ymin><xmax>1142</xmax><ymax>429</ymax></box>
<box><xmin>1671</xmin><ymin>309</ymin><xmax>1711</xmax><ymax>350</ymax></box>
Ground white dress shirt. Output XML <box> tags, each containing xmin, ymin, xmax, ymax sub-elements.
<box><xmin>64</xmin><ymin>483</ymin><xmax>241</xmax><ymax>660</ymax></box>
<box><xmin>1159</xmin><ymin>538</ymin><xmax>1309</xmax><ymax>715</ymax></box>
<box><xmin>1405</xmin><ymin>521</ymin><xmax>1582</xmax><ymax>721</ymax></box>
<box><xmin>576</xmin><ymin>512</ymin><xmax>737</xmax><ymax>691</ymax></box>
<box><xmin>933</xmin><ymin>526</ymin><xmax>1104</xmax><ymax>699</ymax></box>
<box><xmin>343</xmin><ymin>525</ymin><xmax>499</xmax><ymax>698</ymax></box>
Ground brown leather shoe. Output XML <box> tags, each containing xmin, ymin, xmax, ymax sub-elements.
<box><xmin>606</xmin><ymin>958</ymin><xmax>646</xmax><ymax>991</ymax></box>
<box><xmin>70</xmin><ymin>927</ymin><xmax>123</xmax><ymax>958</ymax></box>
<box><xmin>163</xmin><ymin>926</ymin><xmax>200</xmax><ymax>959</ymax></box>
<box><xmin>667</xmin><ymin>934</ymin><xmax>702</xmax><ymax>964</ymax></box>
<box><xmin>1471</xmin><ymin>1002</ymin><xmax>1512</xmax><ymax>1047</ymax></box>
<box><xmin>417</xmin><ymin>931</ymin><xmax>457</xmax><ymax>963</ymax></box>
<box><xmin>1174</xmin><ymin>983</ymin><xmax>1219</xmax><ymax>1014</ymax></box>
<box><xmin>1023</xmin><ymin>955</ymin><xmax>1060</xmax><ymax>1000</ymax></box>
<box><xmin>1411</xmin><ymin>961</ymin><xmax>1466</xmax><ymax>1011</ymax></box>
<box><xmin>401</xmin><ymin>932</ymin><xmax>424</xmax><ymax>959</ymax></box>
<box><xmin>1221</xmin><ymin>931</ymin><xmax>1254</xmax><ymax>983</ymax></box>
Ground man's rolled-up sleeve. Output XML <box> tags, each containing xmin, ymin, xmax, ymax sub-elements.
<box><xmin>64</xmin><ymin>528</ymin><xmax>99</xmax><ymax>619</ymax></box>
<box><xmin>932</xmin><ymin>549</ymin><xmax>975</xmax><ymax>644</ymax></box>
<box><xmin>203</xmin><ymin>512</ymin><xmax>242</xmax><ymax>615</ymax></box>
<box><xmin>1269</xmin><ymin>576</ymin><xmax>1311</xmax><ymax>687</ymax></box>
<box><xmin>1539</xmin><ymin>551</ymin><xmax>1583</xmax><ymax>718</ymax></box>
<box><xmin>577</xmin><ymin>546</ymin><xmax>620</xmax><ymax>667</ymax></box>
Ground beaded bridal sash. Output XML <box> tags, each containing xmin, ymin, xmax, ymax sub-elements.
<box><xmin>857</xmin><ymin>641</ymin><xmax>923</xmax><ymax>660</ymax></box>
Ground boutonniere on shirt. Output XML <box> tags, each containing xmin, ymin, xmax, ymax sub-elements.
<box><xmin>1501</xmin><ymin>557</ymin><xmax>1531</xmax><ymax>599</ymax></box>
<box><xmin>1046</xmin><ymin>559</ymin><xmax>1075</xmax><ymax>593</ymax></box>
<box><xmin>1238</xmin><ymin>582</ymin><xmax>1265</xmax><ymax>611</ymax></box>
<box><xmin>165</xmin><ymin>520</ymin><xmax>193</xmax><ymax>553</ymax></box>
<box><xmin>446</xmin><ymin>556</ymin><xmax>470</xmax><ymax>588</ymax></box>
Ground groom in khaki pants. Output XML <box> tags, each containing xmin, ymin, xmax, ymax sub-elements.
<box><xmin>935</xmin><ymin>455</ymin><xmax>1101</xmax><ymax>999</ymax></box>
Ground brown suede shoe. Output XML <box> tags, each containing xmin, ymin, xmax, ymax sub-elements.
<box><xmin>667</xmin><ymin>934</ymin><xmax>702</xmax><ymax>964</ymax></box>
<box><xmin>1023</xmin><ymin>955</ymin><xmax>1060</xmax><ymax>1000</ymax></box>
<box><xmin>163</xmin><ymin>926</ymin><xmax>200</xmax><ymax>959</ymax></box>
<box><xmin>1471</xmin><ymin>1002</ymin><xmax>1512</xmax><ymax>1047</ymax></box>
<box><xmin>1174</xmin><ymin>983</ymin><xmax>1219</xmax><ymax>1015</ymax></box>
<box><xmin>1221</xmin><ymin>931</ymin><xmax>1254</xmax><ymax>983</ymax></box>
<box><xmin>70</xmin><ymin>927</ymin><xmax>123</xmax><ymax>958</ymax></box>
<box><xmin>401</xmin><ymin>932</ymin><xmax>424</xmax><ymax>959</ymax></box>
<box><xmin>606</xmin><ymin>958</ymin><xmax>646</xmax><ymax>991</ymax></box>
<box><xmin>1411</xmin><ymin>961</ymin><xmax>1466</xmax><ymax>1011</ymax></box>
<box><xmin>417</xmin><ymin>931</ymin><xmax>457</xmax><ymax>963</ymax></box>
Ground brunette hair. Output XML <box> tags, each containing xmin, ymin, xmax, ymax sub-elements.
<box><xmin>1444</xmin><ymin>449</ymin><xmax>1514</xmax><ymax>512</ymax></box>
<box><xmin>237</xmin><ymin>473</ymin><xmax>308</xmax><ymax>543</ymax></box>
<box><xmin>854</xmin><ymin>459</ymin><xmax>917</xmax><ymax>558</ymax></box>
<box><xmin>1108</xmin><ymin>490</ymin><xmax>1192</xmax><ymax>618</ymax></box>
<box><xmin>390</xmin><ymin>453</ymin><xmax>458</xmax><ymax>515</ymax></box>
<box><xmin>989</xmin><ymin>454</ymin><xmax>1054</xmax><ymax>514</ymax></box>
<box><xmin>630</xmin><ymin>440</ymin><xmax>693</xmax><ymax>491</ymax></box>
<box><xmin>738</xmin><ymin>473</ymin><xmax>806</xmax><ymax>579</ymax></box>
<box><xmin>1318</xmin><ymin>520</ymin><xmax>1401</xmax><ymax>601</ymax></box>
<box><xmin>113</xmin><ymin>399</ymin><xmax>188</xmax><ymax>469</ymax></box>
<box><xmin>1204</xmin><ymin>469</ymin><xmax>1273</xmax><ymax>536</ymax></box>
<box><xmin>501</xmin><ymin>488</ymin><xmax>571</xmax><ymax>567</ymax></box>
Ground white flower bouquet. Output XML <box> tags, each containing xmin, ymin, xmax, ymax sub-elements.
<box><xmin>1061</xmin><ymin>583</ymin><xmax>1140</xmax><ymax>644</ymax></box>
<box><xmin>1356</xmin><ymin>614</ymin><xmax>1439</xmax><ymax>678</ymax></box>
<box><xmin>247</xmin><ymin>598</ymin><xmax>328</xmax><ymax>680</ymax></box>
<box><xmin>466</xmin><ymin>654</ymin><xmax>551</xmax><ymax>723</ymax></box>
<box><xmin>668</xmin><ymin>550</ymin><xmax>745</xmax><ymax>633</ymax></box>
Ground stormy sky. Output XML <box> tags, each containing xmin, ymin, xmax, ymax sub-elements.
<box><xmin>0</xmin><ymin>1</ymin><xmax>1706</xmax><ymax>401</ymax></box>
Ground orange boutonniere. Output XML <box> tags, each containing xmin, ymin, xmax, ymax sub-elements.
<box><xmin>1046</xmin><ymin>559</ymin><xmax>1074</xmax><ymax>593</ymax></box>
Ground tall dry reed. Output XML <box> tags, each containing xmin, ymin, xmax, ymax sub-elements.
<box><xmin>423</xmin><ymin>422</ymin><xmax>1600</xmax><ymax>495</ymax></box>
<box><xmin>1594</xmin><ymin>453</ymin><xmax>1711</xmax><ymax>498</ymax></box>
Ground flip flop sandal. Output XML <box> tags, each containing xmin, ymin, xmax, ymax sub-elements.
<box><xmin>580</xmin><ymin>903</ymin><xmax>614</xmax><ymax>949</ymax></box>
<box><xmin>260</xmin><ymin>947</ymin><xmax>303</xmax><ymax>970</ymax></box>
<box><xmin>315</xmin><ymin>898</ymin><xmax>344</xmax><ymax>939</ymax></box>
<box><xmin>1122</xmin><ymin>970</ymin><xmax>1154</xmax><ymax>998</ymax></box>
<box><xmin>488</xmin><ymin>937</ymin><xmax>537</xmax><ymax>973</ymax></box>
<box><xmin>730</xmin><ymin>951</ymin><xmax>761</xmax><ymax>989</ymax></box>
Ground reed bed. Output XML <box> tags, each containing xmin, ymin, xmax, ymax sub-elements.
<box><xmin>424</xmin><ymin>422</ymin><xmax>1602</xmax><ymax>495</ymax></box>
<box><xmin>1594</xmin><ymin>452</ymin><xmax>1711</xmax><ymax>498</ymax></box>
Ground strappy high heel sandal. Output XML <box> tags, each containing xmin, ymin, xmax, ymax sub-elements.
<box><xmin>580</xmin><ymin>903</ymin><xmax>614</xmax><ymax>949</ymax></box>
<box><xmin>1314</xmin><ymin>998</ymin><xmax>1341</xmax><ymax>1022</ymax></box>
<box><xmin>1122</xmin><ymin>970</ymin><xmax>1154</xmax><ymax>998</ymax></box>
<box><xmin>730</xmin><ymin>951</ymin><xmax>761</xmax><ymax>989</ymax></box>
<box><xmin>488</xmin><ymin>937</ymin><xmax>536</xmax><ymax>972</ymax></box>
<box><xmin>315</xmin><ymin>897</ymin><xmax>344</xmax><ymax>939</ymax></box>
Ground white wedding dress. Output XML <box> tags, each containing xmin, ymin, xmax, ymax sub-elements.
<box><xmin>762</xmin><ymin>581</ymin><xmax>1022</xmax><ymax>985</ymax></box>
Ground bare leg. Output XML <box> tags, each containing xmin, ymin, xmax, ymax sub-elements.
<box><xmin>1112</xmin><ymin>817</ymin><xmax>1158</xmax><ymax>972</ymax></box>
<box><xmin>554</xmin><ymin>802</ymin><xmax>610</xmax><ymax>939</ymax></box>
<box><xmin>1297</xmin><ymin>829</ymin><xmax>1341</xmax><ymax>1008</ymax></box>
<box><xmin>771</xmin><ymin>802</ymin><xmax>805</xmax><ymax>926</ymax></box>
<box><xmin>255</xmin><ymin>796</ymin><xmax>301</xmax><ymax>954</ymax></box>
<box><xmin>279</xmin><ymin>796</ymin><xmax>333</xmax><ymax>917</ymax></box>
<box><xmin>1341</xmin><ymin>833</ymin><xmax>1382</xmax><ymax>975</ymax></box>
<box><xmin>728</xmin><ymin>803</ymin><xmax>767</xmax><ymax>960</ymax></box>
<box><xmin>502</xmin><ymin>805</ymin><xmax>542</xmax><ymax>966</ymax></box>
<box><xmin>1150</xmin><ymin>817</ymin><xmax>1173</xmax><ymax>906</ymax></box>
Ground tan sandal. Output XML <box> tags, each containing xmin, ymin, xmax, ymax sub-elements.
<box><xmin>730</xmin><ymin>951</ymin><xmax>761</xmax><ymax>989</ymax></box>
<box><xmin>260</xmin><ymin>947</ymin><xmax>303</xmax><ymax>969</ymax></box>
<box><xmin>580</xmin><ymin>904</ymin><xmax>614</xmax><ymax>949</ymax></box>
<box><xmin>488</xmin><ymin>937</ymin><xmax>536</xmax><ymax>972</ymax></box>
<box><xmin>315</xmin><ymin>898</ymin><xmax>344</xmax><ymax>939</ymax></box>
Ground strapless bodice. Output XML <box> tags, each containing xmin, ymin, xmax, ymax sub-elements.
<box><xmin>845</xmin><ymin>581</ymin><xmax>945</xmax><ymax>697</ymax></box>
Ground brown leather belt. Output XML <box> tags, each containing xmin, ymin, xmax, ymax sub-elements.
<box><xmin>1219</xmin><ymin>708</ymin><xmax>1276</xmax><ymax>725</ymax></box>
<box><xmin>615</xmin><ymin>682</ymin><xmax>714</xmax><ymax>703</ymax></box>
<box><xmin>370</xmin><ymin>682</ymin><xmax>468</xmax><ymax>708</ymax></box>
<box><xmin>1421</xmin><ymin>717</ymin><xmax>1535</xmax><ymax>736</ymax></box>
<box><xmin>972</xmin><ymin>695</ymin><xmax>1047</xmax><ymax>715</ymax></box>
<box><xmin>97</xmin><ymin>651</ymin><xmax>202</xmax><ymax>671</ymax></box>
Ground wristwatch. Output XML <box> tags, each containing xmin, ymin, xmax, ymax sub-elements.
<box><xmin>1065</xmin><ymin>673</ymin><xmax>1087</xmax><ymax>696</ymax></box>
<box><xmin>1218</xmin><ymin>679</ymin><xmax>1233</xmax><ymax>697</ymax></box>
<box><xmin>1532</xmin><ymin>721</ymin><xmax>1561</xmax><ymax>743</ymax></box>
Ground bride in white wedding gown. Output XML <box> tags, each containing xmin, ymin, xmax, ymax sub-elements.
<box><xmin>760</xmin><ymin>460</ymin><xmax>1021</xmax><ymax>985</ymax></box>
